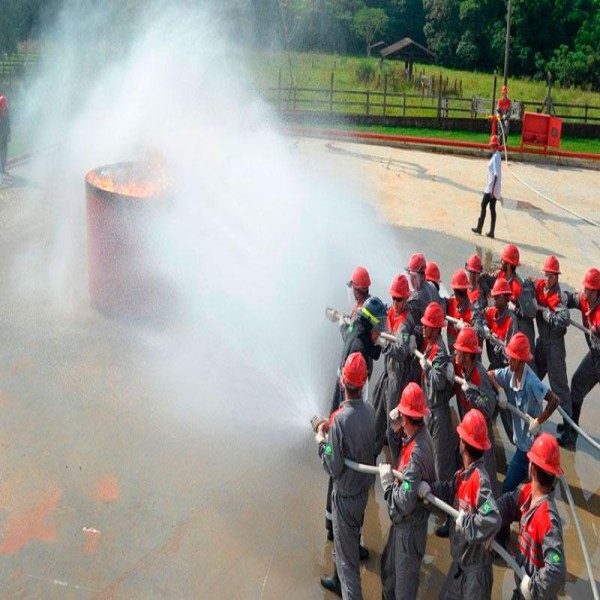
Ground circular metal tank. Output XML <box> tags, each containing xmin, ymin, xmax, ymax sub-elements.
<box><xmin>86</xmin><ymin>161</ymin><xmax>168</xmax><ymax>318</ymax></box>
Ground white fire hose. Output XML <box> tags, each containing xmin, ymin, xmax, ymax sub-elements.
<box><xmin>343</xmin><ymin>458</ymin><xmax>524</xmax><ymax>580</ymax></box>
<box><xmin>445</xmin><ymin>314</ymin><xmax>506</xmax><ymax>348</ymax></box>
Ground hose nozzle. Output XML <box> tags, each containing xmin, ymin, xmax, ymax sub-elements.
<box><xmin>311</xmin><ymin>415</ymin><xmax>327</xmax><ymax>433</ymax></box>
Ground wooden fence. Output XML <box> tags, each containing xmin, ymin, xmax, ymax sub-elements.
<box><xmin>265</xmin><ymin>79</ymin><xmax>600</xmax><ymax>125</ymax></box>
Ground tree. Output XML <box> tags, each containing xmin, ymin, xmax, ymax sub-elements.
<box><xmin>351</xmin><ymin>7</ymin><xmax>388</xmax><ymax>57</ymax></box>
<box><xmin>278</xmin><ymin>0</ymin><xmax>316</xmax><ymax>85</ymax></box>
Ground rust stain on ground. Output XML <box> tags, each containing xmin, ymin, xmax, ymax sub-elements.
<box><xmin>0</xmin><ymin>488</ymin><xmax>61</xmax><ymax>554</ymax></box>
<box><xmin>95</xmin><ymin>474</ymin><xmax>120</xmax><ymax>503</ymax></box>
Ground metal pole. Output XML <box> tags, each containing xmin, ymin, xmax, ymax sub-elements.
<box><xmin>503</xmin><ymin>0</ymin><xmax>512</xmax><ymax>87</ymax></box>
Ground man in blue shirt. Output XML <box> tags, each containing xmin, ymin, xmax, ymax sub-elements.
<box><xmin>487</xmin><ymin>332</ymin><xmax>559</xmax><ymax>493</ymax></box>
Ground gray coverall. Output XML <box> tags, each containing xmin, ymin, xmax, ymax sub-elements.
<box><xmin>416</xmin><ymin>329</ymin><xmax>457</xmax><ymax>483</ymax></box>
<box><xmin>456</xmin><ymin>361</ymin><xmax>499</xmax><ymax>496</ymax></box>
<box><xmin>565</xmin><ymin>292</ymin><xmax>600</xmax><ymax>425</ymax></box>
<box><xmin>431</xmin><ymin>459</ymin><xmax>500</xmax><ymax>599</ymax></box>
<box><xmin>407</xmin><ymin>281</ymin><xmax>441</xmax><ymax>327</ymax></box>
<box><xmin>497</xmin><ymin>484</ymin><xmax>567</xmax><ymax>599</ymax></box>
<box><xmin>371</xmin><ymin>309</ymin><xmax>416</xmax><ymax>461</ymax></box>
<box><xmin>319</xmin><ymin>398</ymin><xmax>376</xmax><ymax>600</ymax></box>
<box><xmin>534</xmin><ymin>280</ymin><xmax>571</xmax><ymax>417</ymax></box>
<box><xmin>381</xmin><ymin>425</ymin><xmax>436</xmax><ymax>600</ymax></box>
<box><xmin>472</xmin><ymin>305</ymin><xmax>518</xmax><ymax>442</ymax></box>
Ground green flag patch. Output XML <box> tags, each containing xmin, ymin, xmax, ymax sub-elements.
<box><xmin>324</xmin><ymin>444</ymin><xmax>333</xmax><ymax>456</ymax></box>
<box><xmin>401</xmin><ymin>480</ymin><xmax>412</xmax><ymax>492</ymax></box>
<box><xmin>551</xmin><ymin>552</ymin><xmax>562</xmax><ymax>564</ymax></box>
<box><xmin>481</xmin><ymin>500</ymin><xmax>491</xmax><ymax>515</ymax></box>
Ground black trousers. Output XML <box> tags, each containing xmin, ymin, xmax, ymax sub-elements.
<box><xmin>476</xmin><ymin>193</ymin><xmax>497</xmax><ymax>234</ymax></box>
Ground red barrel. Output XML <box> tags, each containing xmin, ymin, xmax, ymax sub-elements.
<box><xmin>86</xmin><ymin>161</ymin><xmax>168</xmax><ymax>318</ymax></box>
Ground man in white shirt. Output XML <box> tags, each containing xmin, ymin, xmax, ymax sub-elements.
<box><xmin>472</xmin><ymin>135</ymin><xmax>502</xmax><ymax>239</ymax></box>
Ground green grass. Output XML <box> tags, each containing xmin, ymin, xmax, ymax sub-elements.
<box><xmin>302</xmin><ymin>123</ymin><xmax>600</xmax><ymax>154</ymax></box>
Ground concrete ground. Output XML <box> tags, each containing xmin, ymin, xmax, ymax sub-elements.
<box><xmin>0</xmin><ymin>139</ymin><xmax>598</xmax><ymax>599</ymax></box>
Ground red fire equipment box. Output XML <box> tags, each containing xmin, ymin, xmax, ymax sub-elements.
<box><xmin>521</xmin><ymin>112</ymin><xmax>562</xmax><ymax>150</ymax></box>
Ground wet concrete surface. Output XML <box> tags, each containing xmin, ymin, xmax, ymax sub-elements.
<box><xmin>0</xmin><ymin>141</ymin><xmax>598</xmax><ymax>599</ymax></box>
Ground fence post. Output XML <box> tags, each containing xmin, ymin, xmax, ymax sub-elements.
<box><xmin>366</xmin><ymin>90</ymin><xmax>370</xmax><ymax>116</ymax></box>
<box><xmin>383</xmin><ymin>74</ymin><xmax>388</xmax><ymax>117</ymax></box>
<box><xmin>403</xmin><ymin>91</ymin><xmax>406</xmax><ymax>117</ymax></box>
<box><xmin>330</xmin><ymin>71</ymin><xmax>334</xmax><ymax>114</ymax></box>
<box><xmin>584</xmin><ymin>104</ymin><xmax>589</xmax><ymax>124</ymax></box>
<box><xmin>437</xmin><ymin>73</ymin><xmax>442</xmax><ymax>122</ymax></box>
<box><xmin>278</xmin><ymin>68</ymin><xmax>282</xmax><ymax>111</ymax></box>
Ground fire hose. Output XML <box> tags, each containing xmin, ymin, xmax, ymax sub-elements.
<box><xmin>342</xmin><ymin>458</ymin><xmax>524</xmax><ymax>580</ymax></box>
<box><xmin>445</xmin><ymin>315</ymin><xmax>506</xmax><ymax>348</ymax></box>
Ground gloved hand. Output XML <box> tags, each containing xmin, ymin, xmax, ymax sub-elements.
<box><xmin>456</xmin><ymin>318</ymin><xmax>466</xmax><ymax>331</ymax></box>
<box><xmin>315</xmin><ymin>428</ymin><xmax>327</xmax><ymax>444</ymax></box>
<box><xmin>419</xmin><ymin>355</ymin><xmax>428</xmax><ymax>371</ymax></box>
<box><xmin>461</xmin><ymin>381</ymin><xmax>470</xmax><ymax>393</ymax></box>
<box><xmin>455</xmin><ymin>509</ymin><xmax>466</xmax><ymax>533</ymax></box>
<box><xmin>542</xmin><ymin>307</ymin><xmax>552</xmax><ymax>323</ymax></box>
<box><xmin>389</xmin><ymin>407</ymin><xmax>400</xmax><ymax>421</ymax></box>
<box><xmin>519</xmin><ymin>574</ymin><xmax>533</xmax><ymax>600</ymax></box>
<box><xmin>325</xmin><ymin>307</ymin><xmax>338</xmax><ymax>323</ymax></box>
<box><xmin>417</xmin><ymin>481</ymin><xmax>431</xmax><ymax>499</ymax></box>
<box><xmin>528</xmin><ymin>416</ymin><xmax>542</xmax><ymax>436</ymax></box>
<box><xmin>311</xmin><ymin>415</ymin><xmax>327</xmax><ymax>433</ymax></box>
<box><xmin>378</xmin><ymin>464</ymin><xmax>395</xmax><ymax>491</ymax></box>
<box><xmin>376</xmin><ymin>335</ymin><xmax>390</xmax><ymax>349</ymax></box>
<box><xmin>482</xmin><ymin>325</ymin><xmax>492</xmax><ymax>340</ymax></box>
<box><xmin>408</xmin><ymin>334</ymin><xmax>417</xmax><ymax>354</ymax></box>
<box><xmin>508</xmin><ymin>300</ymin><xmax>517</xmax><ymax>312</ymax></box>
<box><xmin>497</xmin><ymin>389</ymin><xmax>508</xmax><ymax>410</ymax></box>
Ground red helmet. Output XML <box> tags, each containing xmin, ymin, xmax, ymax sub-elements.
<box><xmin>348</xmin><ymin>266</ymin><xmax>371</xmax><ymax>290</ymax></box>
<box><xmin>453</xmin><ymin>327</ymin><xmax>482</xmax><ymax>354</ymax></box>
<box><xmin>451</xmin><ymin>269</ymin><xmax>469</xmax><ymax>290</ymax></box>
<box><xmin>389</xmin><ymin>274</ymin><xmax>410</xmax><ymax>299</ymax></box>
<box><xmin>465</xmin><ymin>254</ymin><xmax>483</xmax><ymax>274</ymax></box>
<box><xmin>490</xmin><ymin>135</ymin><xmax>499</xmax><ymax>146</ymax></box>
<box><xmin>583</xmin><ymin>267</ymin><xmax>600</xmax><ymax>291</ymax></box>
<box><xmin>421</xmin><ymin>302</ymin><xmax>446</xmax><ymax>328</ymax></box>
<box><xmin>407</xmin><ymin>253</ymin><xmax>427</xmax><ymax>273</ymax></box>
<box><xmin>491</xmin><ymin>278</ymin><xmax>512</xmax><ymax>297</ymax></box>
<box><xmin>542</xmin><ymin>255</ymin><xmax>561</xmax><ymax>274</ymax></box>
<box><xmin>425</xmin><ymin>261</ymin><xmax>441</xmax><ymax>283</ymax></box>
<box><xmin>395</xmin><ymin>382</ymin><xmax>430</xmax><ymax>419</ymax></box>
<box><xmin>0</xmin><ymin>95</ymin><xmax>7</xmax><ymax>115</ymax></box>
<box><xmin>501</xmin><ymin>244</ymin><xmax>520</xmax><ymax>267</ymax></box>
<box><xmin>505</xmin><ymin>332</ymin><xmax>533</xmax><ymax>362</ymax></box>
<box><xmin>527</xmin><ymin>432</ymin><xmax>563</xmax><ymax>476</ymax></box>
<box><xmin>342</xmin><ymin>352</ymin><xmax>368</xmax><ymax>389</ymax></box>
<box><xmin>457</xmin><ymin>409</ymin><xmax>491</xmax><ymax>451</ymax></box>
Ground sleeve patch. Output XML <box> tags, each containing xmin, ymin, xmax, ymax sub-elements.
<box><xmin>401</xmin><ymin>480</ymin><xmax>412</xmax><ymax>491</ymax></box>
<box><xmin>481</xmin><ymin>500</ymin><xmax>491</xmax><ymax>515</ymax></box>
<box><xmin>551</xmin><ymin>552</ymin><xmax>562</xmax><ymax>564</ymax></box>
<box><xmin>324</xmin><ymin>444</ymin><xmax>333</xmax><ymax>456</ymax></box>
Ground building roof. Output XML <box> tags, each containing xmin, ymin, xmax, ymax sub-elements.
<box><xmin>380</xmin><ymin>37</ymin><xmax>437</xmax><ymax>61</ymax></box>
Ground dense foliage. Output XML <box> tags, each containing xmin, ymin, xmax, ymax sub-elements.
<box><xmin>248</xmin><ymin>0</ymin><xmax>600</xmax><ymax>89</ymax></box>
<box><xmin>1</xmin><ymin>0</ymin><xmax>599</xmax><ymax>89</ymax></box>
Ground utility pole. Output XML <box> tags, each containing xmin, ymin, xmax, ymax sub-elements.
<box><xmin>503</xmin><ymin>0</ymin><xmax>512</xmax><ymax>86</ymax></box>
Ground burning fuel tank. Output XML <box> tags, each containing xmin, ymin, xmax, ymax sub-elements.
<box><xmin>86</xmin><ymin>161</ymin><xmax>170</xmax><ymax>318</ymax></box>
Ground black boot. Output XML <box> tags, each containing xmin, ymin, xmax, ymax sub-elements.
<box><xmin>320</xmin><ymin>567</ymin><xmax>342</xmax><ymax>597</ymax></box>
<box><xmin>471</xmin><ymin>217</ymin><xmax>484</xmax><ymax>235</ymax></box>
<box><xmin>485</xmin><ymin>231</ymin><xmax>495</xmax><ymax>239</ymax></box>
<box><xmin>486</xmin><ymin>213</ymin><xmax>496</xmax><ymax>238</ymax></box>
<box><xmin>558</xmin><ymin>424</ymin><xmax>578</xmax><ymax>450</ymax></box>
